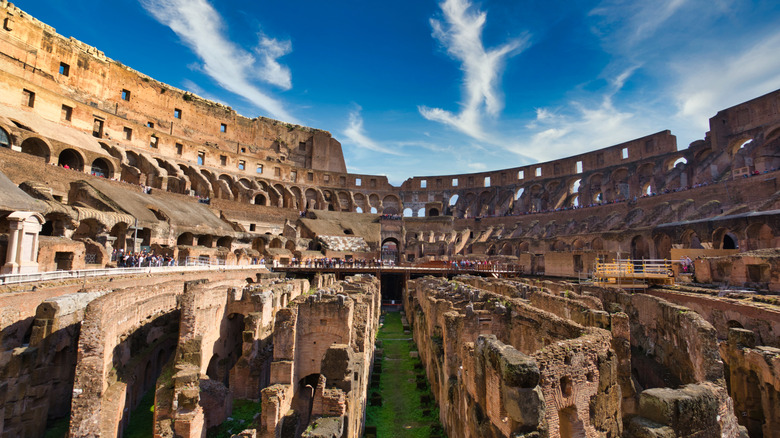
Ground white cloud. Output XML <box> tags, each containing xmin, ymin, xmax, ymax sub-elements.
<box><xmin>419</xmin><ymin>0</ymin><xmax>529</xmax><ymax>140</ymax></box>
<box><xmin>508</xmin><ymin>91</ymin><xmax>646</xmax><ymax>163</ymax></box>
<box><xmin>674</xmin><ymin>30</ymin><xmax>780</xmax><ymax>132</ymax></box>
<box><xmin>140</xmin><ymin>0</ymin><xmax>297</xmax><ymax>122</ymax></box>
<box><xmin>255</xmin><ymin>34</ymin><xmax>292</xmax><ymax>90</ymax></box>
<box><xmin>342</xmin><ymin>108</ymin><xmax>403</xmax><ymax>156</ymax></box>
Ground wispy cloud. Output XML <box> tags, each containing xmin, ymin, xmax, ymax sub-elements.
<box><xmin>140</xmin><ymin>0</ymin><xmax>297</xmax><ymax>122</ymax></box>
<box><xmin>342</xmin><ymin>107</ymin><xmax>403</xmax><ymax>156</ymax></box>
<box><xmin>674</xmin><ymin>30</ymin><xmax>780</xmax><ymax>131</ymax></box>
<box><xmin>419</xmin><ymin>0</ymin><xmax>529</xmax><ymax>140</ymax></box>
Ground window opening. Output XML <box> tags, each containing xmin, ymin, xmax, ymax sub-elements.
<box><xmin>61</xmin><ymin>104</ymin><xmax>72</xmax><ymax>122</ymax></box>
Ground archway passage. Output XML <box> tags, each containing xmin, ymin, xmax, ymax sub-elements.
<box><xmin>722</xmin><ymin>233</ymin><xmax>738</xmax><ymax>250</ymax></box>
<box><xmin>90</xmin><ymin>158</ymin><xmax>111</xmax><ymax>178</ymax></box>
<box><xmin>58</xmin><ymin>148</ymin><xmax>83</xmax><ymax>170</ymax></box>
<box><xmin>254</xmin><ymin>193</ymin><xmax>267</xmax><ymax>206</ymax></box>
<box><xmin>381</xmin><ymin>238</ymin><xmax>399</xmax><ymax>265</ymax></box>
<box><xmin>21</xmin><ymin>137</ymin><xmax>50</xmax><ymax>161</ymax></box>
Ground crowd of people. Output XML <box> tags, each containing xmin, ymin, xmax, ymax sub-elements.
<box><xmin>112</xmin><ymin>249</ymin><xmax>177</xmax><ymax>267</ymax></box>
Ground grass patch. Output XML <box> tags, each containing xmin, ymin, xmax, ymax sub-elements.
<box><xmin>365</xmin><ymin>311</ymin><xmax>444</xmax><ymax>437</ymax></box>
<box><xmin>124</xmin><ymin>388</ymin><xmax>156</xmax><ymax>438</ymax></box>
<box><xmin>207</xmin><ymin>399</ymin><xmax>262</xmax><ymax>438</ymax></box>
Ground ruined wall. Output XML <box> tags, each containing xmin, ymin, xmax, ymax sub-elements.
<box><xmin>405</xmin><ymin>276</ymin><xmax>621</xmax><ymax>437</ymax></box>
<box><xmin>261</xmin><ymin>275</ymin><xmax>380</xmax><ymax>438</ymax></box>
<box><xmin>68</xmin><ymin>279</ymin><xmax>186</xmax><ymax>437</ymax></box>
<box><xmin>153</xmin><ymin>277</ymin><xmax>309</xmax><ymax>438</ymax></box>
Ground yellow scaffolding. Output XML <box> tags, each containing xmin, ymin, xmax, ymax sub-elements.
<box><xmin>593</xmin><ymin>259</ymin><xmax>674</xmax><ymax>288</ymax></box>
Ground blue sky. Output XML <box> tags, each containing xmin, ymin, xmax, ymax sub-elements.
<box><xmin>18</xmin><ymin>0</ymin><xmax>780</xmax><ymax>184</ymax></box>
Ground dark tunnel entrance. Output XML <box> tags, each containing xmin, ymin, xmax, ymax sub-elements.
<box><xmin>380</xmin><ymin>273</ymin><xmax>404</xmax><ymax>306</ymax></box>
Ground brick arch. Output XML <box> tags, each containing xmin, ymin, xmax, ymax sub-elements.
<box><xmin>20</xmin><ymin>136</ymin><xmax>52</xmax><ymax>162</ymax></box>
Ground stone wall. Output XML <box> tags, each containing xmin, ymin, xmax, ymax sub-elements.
<box><xmin>261</xmin><ymin>275</ymin><xmax>380</xmax><ymax>438</ymax></box>
<box><xmin>405</xmin><ymin>276</ymin><xmax>621</xmax><ymax>437</ymax></box>
<box><xmin>152</xmin><ymin>277</ymin><xmax>309</xmax><ymax>438</ymax></box>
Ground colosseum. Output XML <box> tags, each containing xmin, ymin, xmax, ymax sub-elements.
<box><xmin>0</xmin><ymin>2</ymin><xmax>778</xmax><ymax>437</ymax></box>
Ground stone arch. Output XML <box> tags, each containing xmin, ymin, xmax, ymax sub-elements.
<box><xmin>90</xmin><ymin>157</ymin><xmax>113</xmax><ymax>178</ymax></box>
<box><xmin>712</xmin><ymin>227</ymin><xmax>739</xmax><ymax>250</ymax></box>
<box><xmin>518</xmin><ymin>241</ymin><xmax>530</xmax><ymax>252</ymax></box>
<box><xmin>197</xmin><ymin>235</ymin><xmax>213</xmax><ymax>247</ymax></box>
<box><xmin>57</xmin><ymin>148</ymin><xmax>85</xmax><ymax>171</ymax></box>
<box><xmin>337</xmin><ymin>190</ymin><xmax>352</xmax><ymax>212</ymax></box>
<box><xmin>727</xmin><ymin>136</ymin><xmax>755</xmax><ymax>157</ymax></box>
<box><xmin>681</xmin><ymin>229</ymin><xmax>703</xmax><ymax>249</ymax></box>
<box><xmin>304</xmin><ymin>188</ymin><xmax>320</xmax><ymax>210</ymax></box>
<box><xmin>745</xmin><ymin>223</ymin><xmax>774</xmax><ymax>250</ymax></box>
<box><xmin>428</xmin><ymin>207</ymin><xmax>439</xmax><ymax>217</ymax></box>
<box><xmin>609</xmin><ymin>167</ymin><xmax>630</xmax><ymax>200</ymax></box>
<box><xmin>630</xmin><ymin>235</ymin><xmax>651</xmax><ymax>259</ymax></box>
<box><xmin>591</xmin><ymin>237</ymin><xmax>605</xmax><ymax>251</ymax></box>
<box><xmin>177</xmin><ymin>232</ymin><xmax>194</xmax><ymax>246</ymax></box>
<box><xmin>217</xmin><ymin>236</ymin><xmax>233</xmax><ymax>248</ymax></box>
<box><xmin>269</xmin><ymin>238</ymin><xmax>283</xmax><ymax>249</ymax></box>
<box><xmin>254</xmin><ymin>193</ymin><xmax>267</xmax><ymax>206</ymax></box>
<box><xmin>290</xmin><ymin>186</ymin><xmax>304</xmax><ymax>210</ymax></box>
<box><xmin>21</xmin><ymin>137</ymin><xmax>51</xmax><ymax>162</ymax></box>
<box><xmin>653</xmin><ymin>233</ymin><xmax>673</xmax><ymax>260</ymax></box>
<box><xmin>353</xmin><ymin>193</ymin><xmax>367</xmax><ymax>212</ymax></box>
<box><xmin>572</xmin><ymin>239</ymin><xmax>585</xmax><ymax>251</ymax></box>
<box><xmin>252</xmin><ymin>238</ymin><xmax>266</xmax><ymax>253</ymax></box>
<box><xmin>382</xmin><ymin>237</ymin><xmax>400</xmax><ymax>264</ymax></box>
<box><xmin>499</xmin><ymin>243</ymin><xmax>513</xmax><ymax>255</ymax></box>
<box><xmin>382</xmin><ymin>194</ymin><xmax>401</xmax><ymax>214</ymax></box>
<box><xmin>368</xmin><ymin>193</ymin><xmax>381</xmax><ymax>210</ymax></box>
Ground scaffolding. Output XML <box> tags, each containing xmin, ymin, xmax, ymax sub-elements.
<box><xmin>593</xmin><ymin>259</ymin><xmax>674</xmax><ymax>288</ymax></box>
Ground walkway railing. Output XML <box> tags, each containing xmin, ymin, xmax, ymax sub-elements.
<box><xmin>0</xmin><ymin>262</ymin><xmax>266</xmax><ymax>286</ymax></box>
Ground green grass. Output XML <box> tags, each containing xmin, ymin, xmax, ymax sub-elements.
<box><xmin>124</xmin><ymin>387</ymin><xmax>156</xmax><ymax>438</ymax></box>
<box><xmin>365</xmin><ymin>311</ymin><xmax>444</xmax><ymax>437</ymax></box>
<box><xmin>207</xmin><ymin>399</ymin><xmax>262</xmax><ymax>438</ymax></box>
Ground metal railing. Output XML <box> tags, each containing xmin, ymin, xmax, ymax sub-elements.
<box><xmin>594</xmin><ymin>259</ymin><xmax>673</xmax><ymax>282</ymax></box>
<box><xmin>0</xmin><ymin>262</ymin><xmax>267</xmax><ymax>286</ymax></box>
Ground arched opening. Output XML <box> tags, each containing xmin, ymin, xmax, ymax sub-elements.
<box><xmin>654</xmin><ymin>233</ymin><xmax>672</xmax><ymax>260</ymax></box>
<box><xmin>403</xmin><ymin>208</ymin><xmax>413</xmax><ymax>217</ymax></box>
<box><xmin>254</xmin><ymin>193</ymin><xmax>267</xmax><ymax>206</ymax></box>
<box><xmin>745</xmin><ymin>223</ymin><xmax>774</xmax><ymax>250</ymax></box>
<box><xmin>417</xmin><ymin>207</ymin><xmax>425</xmax><ymax>217</ymax></box>
<box><xmin>370</xmin><ymin>207</ymin><xmax>378</xmax><ymax>214</ymax></box>
<box><xmin>449</xmin><ymin>194</ymin><xmax>460</xmax><ymax>205</ymax></box>
<box><xmin>0</xmin><ymin>127</ymin><xmax>10</xmax><ymax>148</ymax></box>
<box><xmin>217</xmin><ymin>236</ymin><xmax>232</xmax><ymax>248</ymax></box>
<box><xmin>269</xmin><ymin>238</ymin><xmax>283</xmax><ymax>249</ymax></box>
<box><xmin>722</xmin><ymin>233</ymin><xmax>738</xmax><ymax>250</ymax></box>
<box><xmin>356</xmin><ymin>206</ymin><xmax>363</xmax><ymax>213</ymax></box>
<box><xmin>57</xmin><ymin>148</ymin><xmax>84</xmax><ymax>170</ymax></box>
<box><xmin>285</xmin><ymin>240</ymin><xmax>296</xmax><ymax>252</ymax></box>
<box><xmin>570</xmin><ymin>179</ymin><xmax>581</xmax><ymax>194</ymax></box>
<box><xmin>631</xmin><ymin>235</ymin><xmax>651</xmax><ymax>260</ymax></box>
<box><xmin>90</xmin><ymin>158</ymin><xmax>111</xmax><ymax>178</ymax></box>
<box><xmin>177</xmin><ymin>232</ymin><xmax>194</xmax><ymax>246</ymax></box>
<box><xmin>381</xmin><ymin>238</ymin><xmax>399</xmax><ymax>264</ymax></box>
<box><xmin>671</xmin><ymin>157</ymin><xmax>688</xmax><ymax>169</ymax></box>
<box><xmin>20</xmin><ymin>137</ymin><xmax>50</xmax><ymax>161</ymax></box>
<box><xmin>515</xmin><ymin>188</ymin><xmax>524</xmax><ymax>200</ymax></box>
<box><xmin>196</xmin><ymin>235</ymin><xmax>213</xmax><ymax>247</ymax></box>
<box><xmin>429</xmin><ymin>208</ymin><xmax>439</xmax><ymax>217</ymax></box>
